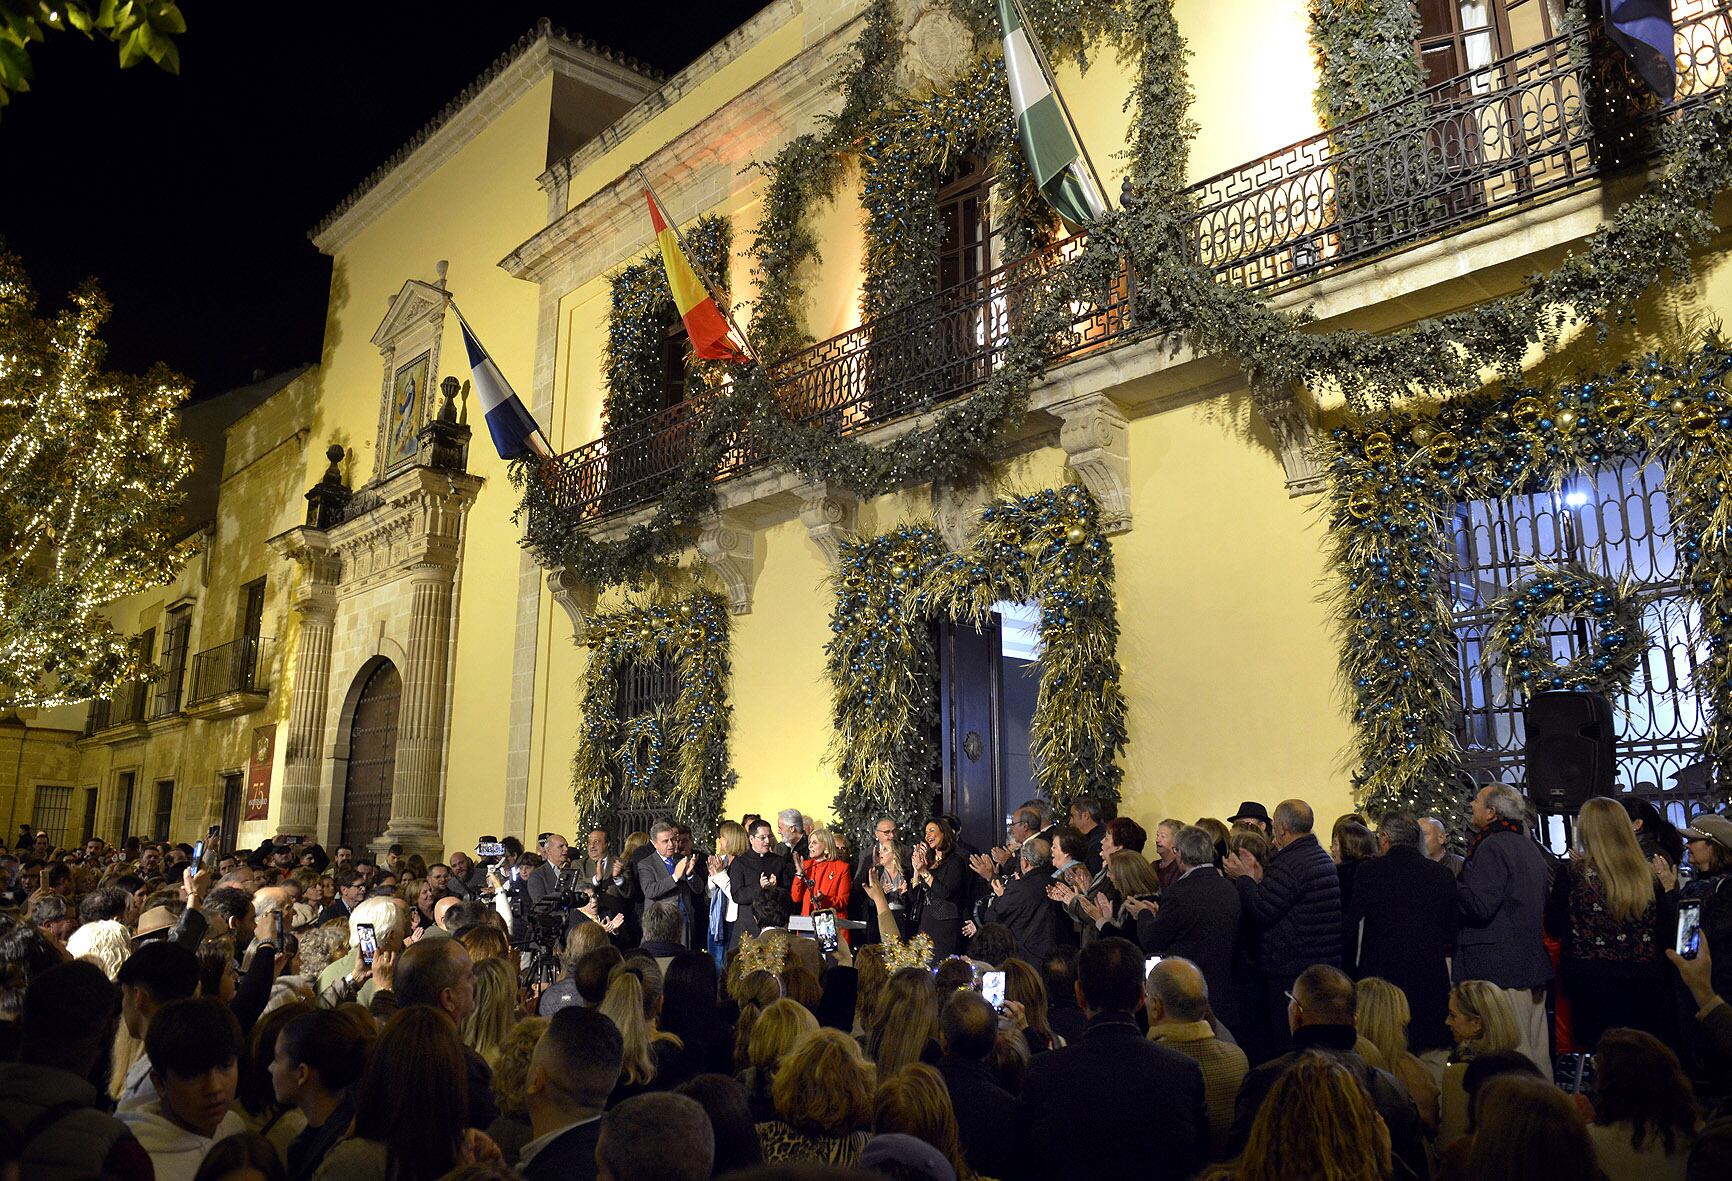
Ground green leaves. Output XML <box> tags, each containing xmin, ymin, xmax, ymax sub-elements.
<box><xmin>0</xmin><ymin>1</ymin><xmax>184</xmax><ymax>111</ymax></box>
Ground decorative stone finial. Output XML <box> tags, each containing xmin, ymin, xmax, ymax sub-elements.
<box><xmin>322</xmin><ymin>444</ymin><xmax>346</xmax><ymax>484</ymax></box>
<box><xmin>435</xmin><ymin>259</ymin><xmax>449</xmax><ymax>286</ymax></box>
<box><xmin>438</xmin><ymin>376</ymin><xmax>460</xmax><ymax>424</ymax></box>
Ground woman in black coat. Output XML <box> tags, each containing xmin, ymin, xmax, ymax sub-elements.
<box><xmin>912</xmin><ymin>817</ymin><xmax>967</xmax><ymax>959</ymax></box>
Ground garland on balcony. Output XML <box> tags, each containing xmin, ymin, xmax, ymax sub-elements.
<box><xmin>604</xmin><ymin>215</ymin><xmax>734</xmax><ymax>428</ymax></box>
<box><xmin>519</xmin><ymin>0</ymin><xmax>1732</xmax><ymax>654</ymax></box>
<box><xmin>572</xmin><ymin>591</ymin><xmax>733</xmax><ymax>842</ymax></box>
<box><xmin>827</xmin><ymin>485</ymin><xmax>1126</xmax><ymax>838</ymax></box>
<box><xmin>1323</xmin><ymin>338</ymin><xmax>1732</xmax><ymax>820</ymax></box>
<box><xmin>1306</xmin><ymin>0</ymin><xmax>1426</xmax><ymax>128</ymax></box>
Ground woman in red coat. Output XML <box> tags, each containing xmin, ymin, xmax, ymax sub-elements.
<box><xmin>792</xmin><ymin>826</ymin><xmax>853</xmax><ymax>920</ymax></box>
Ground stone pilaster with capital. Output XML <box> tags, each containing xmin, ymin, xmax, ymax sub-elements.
<box><xmin>267</xmin><ymin>527</ymin><xmax>342</xmax><ymax>837</ymax></box>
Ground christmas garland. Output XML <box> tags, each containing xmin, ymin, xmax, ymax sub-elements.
<box><xmin>826</xmin><ymin>485</ymin><xmax>1126</xmax><ymax>838</ymax></box>
<box><xmin>572</xmin><ymin>591</ymin><xmax>733</xmax><ymax>841</ymax></box>
<box><xmin>1323</xmin><ymin>339</ymin><xmax>1732</xmax><ymax>818</ymax></box>
<box><xmin>604</xmin><ymin>215</ymin><xmax>733</xmax><ymax>428</ymax></box>
<box><xmin>518</xmin><ymin>3</ymin><xmax>1732</xmax><ymax>601</ymax></box>
<box><xmin>1306</xmin><ymin>0</ymin><xmax>1426</xmax><ymax>128</ymax></box>
<box><xmin>1482</xmin><ymin>564</ymin><xmax>1647</xmax><ymax>697</ymax></box>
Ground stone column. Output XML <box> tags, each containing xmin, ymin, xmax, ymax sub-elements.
<box><xmin>383</xmin><ymin>562</ymin><xmax>455</xmax><ymax>859</ymax></box>
<box><xmin>267</xmin><ymin>528</ymin><xmax>340</xmax><ymax>838</ymax></box>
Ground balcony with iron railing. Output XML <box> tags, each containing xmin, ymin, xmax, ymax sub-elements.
<box><xmin>184</xmin><ymin>636</ymin><xmax>273</xmax><ymax>719</ymax></box>
<box><xmin>535</xmin><ymin>13</ymin><xmax>1732</xmax><ymax>533</ymax></box>
<box><xmin>83</xmin><ymin>679</ymin><xmax>149</xmax><ymax>737</ymax></box>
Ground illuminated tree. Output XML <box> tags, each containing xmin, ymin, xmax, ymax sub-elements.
<box><xmin>0</xmin><ymin>1</ymin><xmax>186</xmax><ymax>110</ymax></box>
<box><xmin>0</xmin><ymin>245</ymin><xmax>194</xmax><ymax>708</ymax></box>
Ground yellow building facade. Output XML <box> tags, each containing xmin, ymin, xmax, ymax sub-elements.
<box><xmin>9</xmin><ymin>1</ymin><xmax>1731</xmax><ymax>856</ymax></box>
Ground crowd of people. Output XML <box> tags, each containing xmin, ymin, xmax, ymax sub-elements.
<box><xmin>1</xmin><ymin>786</ymin><xmax>1730</xmax><ymax>1181</ymax></box>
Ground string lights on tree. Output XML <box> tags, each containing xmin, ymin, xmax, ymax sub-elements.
<box><xmin>0</xmin><ymin>246</ymin><xmax>195</xmax><ymax>710</ymax></box>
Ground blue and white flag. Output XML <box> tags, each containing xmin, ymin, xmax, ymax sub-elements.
<box><xmin>1605</xmin><ymin>0</ymin><xmax>1676</xmax><ymax>101</ymax></box>
<box><xmin>458</xmin><ymin>316</ymin><xmax>550</xmax><ymax>460</ymax></box>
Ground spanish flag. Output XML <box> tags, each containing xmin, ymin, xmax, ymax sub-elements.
<box><xmin>647</xmin><ymin>191</ymin><xmax>751</xmax><ymax>363</ymax></box>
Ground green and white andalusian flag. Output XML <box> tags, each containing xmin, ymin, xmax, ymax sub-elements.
<box><xmin>996</xmin><ymin>0</ymin><xmax>1109</xmax><ymax>228</ymax></box>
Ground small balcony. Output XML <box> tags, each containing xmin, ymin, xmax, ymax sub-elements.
<box><xmin>183</xmin><ymin>636</ymin><xmax>273</xmax><ymax>720</ymax></box>
<box><xmin>535</xmin><ymin>13</ymin><xmax>1732</xmax><ymax>533</ymax></box>
<box><xmin>83</xmin><ymin>679</ymin><xmax>150</xmax><ymax>740</ymax></box>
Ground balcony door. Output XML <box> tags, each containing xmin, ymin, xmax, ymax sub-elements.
<box><xmin>341</xmin><ymin>660</ymin><xmax>401</xmax><ymax>851</ymax></box>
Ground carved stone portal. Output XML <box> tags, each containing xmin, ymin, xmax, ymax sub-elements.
<box><xmin>1050</xmin><ymin>391</ymin><xmax>1132</xmax><ymax>534</ymax></box>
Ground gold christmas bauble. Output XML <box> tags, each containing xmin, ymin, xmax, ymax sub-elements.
<box><xmin>1598</xmin><ymin>390</ymin><xmax>1635</xmax><ymax>426</ymax></box>
<box><xmin>1427</xmin><ymin>430</ymin><xmax>1460</xmax><ymax>465</ymax></box>
<box><xmin>1065</xmin><ymin>525</ymin><xmax>1087</xmax><ymax>544</ymax></box>
<box><xmin>1363</xmin><ymin>431</ymin><xmax>1394</xmax><ymax>463</ymax></box>
<box><xmin>1682</xmin><ymin>403</ymin><xmax>1718</xmax><ymax>439</ymax></box>
<box><xmin>1557</xmin><ymin>408</ymin><xmax>1578</xmax><ymax>429</ymax></box>
<box><xmin>1347</xmin><ymin>492</ymin><xmax>1378</xmax><ymax>521</ymax></box>
<box><xmin>1408</xmin><ymin>424</ymin><xmax>1432</xmax><ymax>446</ymax></box>
<box><xmin>1512</xmin><ymin>397</ymin><xmax>1544</xmax><ymax>431</ymax></box>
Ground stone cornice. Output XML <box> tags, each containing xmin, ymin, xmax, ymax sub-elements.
<box><xmin>498</xmin><ymin>6</ymin><xmax>863</xmax><ymax>288</ymax></box>
<box><xmin>310</xmin><ymin>24</ymin><xmax>661</xmax><ymax>256</ymax></box>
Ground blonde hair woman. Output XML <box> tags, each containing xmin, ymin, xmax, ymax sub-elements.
<box><xmin>757</xmin><ymin>1028</ymin><xmax>875</xmax><ymax>1165</ymax></box>
<box><xmin>600</xmin><ymin>953</ymin><xmax>684</xmax><ymax>1101</ymax></box>
<box><xmin>1558</xmin><ymin>795</ymin><xmax>1666</xmax><ymax>1049</ymax></box>
<box><xmin>1356</xmin><ymin>978</ymin><xmax>1440</xmax><ymax>1135</ymax></box>
<box><xmin>1203</xmin><ymin>1051</ymin><xmax>1389</xmax><ymax>1181</ymax></box>
<box><xmin>458</xmin><ymin>956</ymin><xmax>519</xmax><ymax>1068</ymax></box>
<box><xmin>709</xmin><ymin>820</ymin><xmax>748</xmax><ymax>960</ymax></box>
<box><xmin>1440</xmin><ymin>980</ymin><xmax>1521</xmax><ymax>1144</ymax></box>
<box><xmin>740</xmin><ymin>999</ymin><xmax>819</xmax><ymax>1122</ymax></box>
<box><xmin>865</xmin><ymin>966</ymin><xmax>940</xmax><ymax>1076</ymax></box>
<box><xmin>872</xmin><ymin>1064</ymin><xmax>977</xmax><ymax>1180</ymax></box>
<box><xmin>484</xmin><ymin>1016</ymin><xmax>548</xmax><ymax>1162</ymax></box>
<box><xmin>1078</xmin><ymin>851</ymin><xmax>1163</xmax><ymax>939</ymax></box>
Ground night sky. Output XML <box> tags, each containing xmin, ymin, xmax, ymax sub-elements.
<box><xmin>0</xmin><ymin>3</ymin><xmax>771</xmax><ymax>400</ymax></box>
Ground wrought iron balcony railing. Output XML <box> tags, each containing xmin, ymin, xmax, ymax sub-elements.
<box><xmin>84</xmin><ymin>679</ymin><xmax>149</xmax><ymax>735</ymax></box>
<box><xmin>538</xmin><ymin>12</ymin><xmax>1732</xmax><ymax>531</ymax></box>
<box><xmin>188</xmin><ymin>635</ymin><xmax>273</xmax><ymax>705</ymax></box>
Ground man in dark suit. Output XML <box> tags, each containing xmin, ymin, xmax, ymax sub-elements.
<box><xmin>728</xmin><ymin>819</ymin><xmax>793</xmax><ymax>942</ymax></box>
<box><xmin>1348</xmin><ymin>811</ymin><xmax>1457</xmax><ymax>1052</ymax></box>
<box><xmin>526</xmin><ymin>833</ymin><xmax>578</xmax><ymax>908</ymax></box>
<box><xmin>775</xmin><ymin>809</ymin><xmax>809</xmax><ymax>864</ymax></box>
<box><xmin>518</xmin><ymin>1006</ymin><xmax>621</xmax><ymax>1180</ymax></box>
<box><xmin>576</xmin><ymin>828</ymin><xmax>635</xmax><ymax>911</ymax></box>
<box><xmin>1223</xmin><ymin>798</ymin><xmax>1342</xmax><ymax>1063</ymax></box>
<box><xmin>1456</xmin><ymin>782</ymin><xmax>1553</xmax><ymax>1071</ymax></box>
<box><xmin>1068</xmin><ymin>797</ymin><xmax>1108</xmax><ymax>873</ymax></box>
<box><xmin>1130</xmin><ymin>823</ymin><xmax>1243</xmax><ymax>1033</ymax></box>
<box><xmin>637</xmin><ymin>822</ymin><xmax>707</xmax><ymax>951</ymax></box>
<box><xmin>1014</xmin><ymin>938</ymin><xmax>1206</xmax><ymax>1181</ymax></box>
<box><xmin>982</xmin><ymin>838</ymin><xmax>1070</xmax><ymax>964</ymax></box>
<box><xmin>937</xmin><ymin>990</ymin><xmax>1017</xmax><ymax>1181</ymax></box>
<box><xmin>316</xmin><ymin>868</ymin><xmax>364</xmax><ymax>927</ymax></box>
<box><xmin>1228</xmin><ymin>965</ymin><xmax>1428</xmax><ymax>1181</ymax></box>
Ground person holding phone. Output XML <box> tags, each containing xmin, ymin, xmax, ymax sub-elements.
<box><xmin>1680</xmin><ymin>813</ymin><xmax>1732</xmax><ymax>1001</ymax></box>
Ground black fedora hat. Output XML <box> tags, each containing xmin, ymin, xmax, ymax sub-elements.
<box><xmin>1229</xmin><ymin>801</ymin><xmax>1271</xmax><ymax>825</ymax></box>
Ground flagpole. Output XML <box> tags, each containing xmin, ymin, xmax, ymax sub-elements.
<box><xmin>1007</xmin><ymin>0</ymin><xmax>1113</xmax><ymax>214</ymax></box>
<box><xmin>447</xmin><ymin>297</ymin><xmax>556</xmax><ymax>461</ymax></box>
<box><xmin>632</xmin><ymin>165</ymin><xmax>758</xmax><ymax>363</ymax></box>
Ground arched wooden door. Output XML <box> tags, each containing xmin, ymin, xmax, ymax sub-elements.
<box><xmin>341</xmin><ymin>661</ymin><xmax>400</xmax><ymax>851</ymax></box>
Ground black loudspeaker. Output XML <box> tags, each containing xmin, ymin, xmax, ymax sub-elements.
<box><xmin>1525</xmin><ymin>690</ymin><xmax>1616</xmax><ymax>811</ymax></box>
